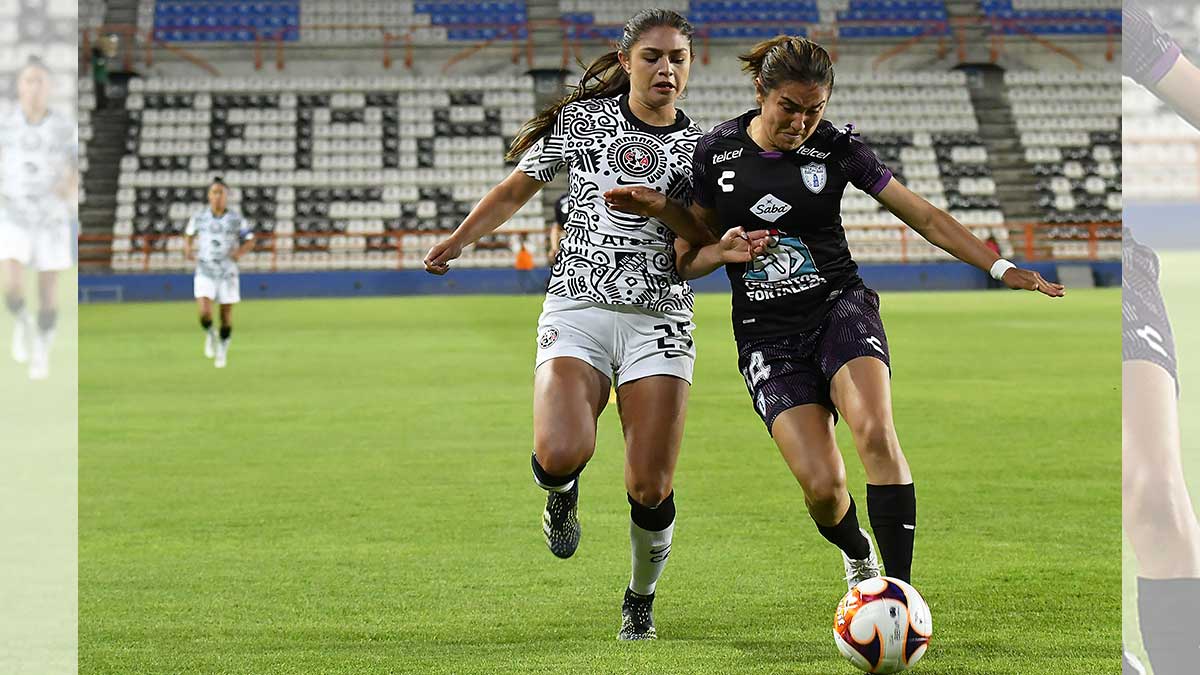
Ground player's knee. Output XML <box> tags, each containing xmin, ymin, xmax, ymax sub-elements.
<box><xmin>627</xmin><ymin>478</ymin><xmax>672</xmax><ymax>508</ymax></box>
<box><xmin>801</xmin><ymin>472</ymin><xmax>846</xmax><ymax>509</ymax></box>
<box><xmin>849</xmin><ymin>417</ymin><xmax>901</xmax><ymax>460</ymax></box>
<box><xmin>533</xmin><ymin>440</ymin><xmax>590</xmax><ymax>477</ymax></box>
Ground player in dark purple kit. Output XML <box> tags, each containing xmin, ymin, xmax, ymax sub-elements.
<box><xmin>1122</xmin><ymin>5</ymin><xmax>1200</xmax><ymax>674</ymax></box>
<box><xmin>607</xmin><ymin>35</ymin><xmax>1063</xmax><ymax>593</ymax></box>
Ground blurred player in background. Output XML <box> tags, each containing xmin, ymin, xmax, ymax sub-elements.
<box><xmin>0</xmin><ymin>56</ymin><xmax>77</xmax><ymax>380</ymax></box>
<box><xmin>1122</xmin><ymin>4</ymin><xmax>1200</xmax><ymax>674</ymax></box>
<box><xmin>424</xmin><ymin>9</ymin><xmax>764</xmax><ymax>641</ymax></box>
<box><xmin>184</xmin><ymin>177</ymin><xmax>254</xmax><ymax>369</ymax></box>
<box><xmin>608</xmin><ymin>35</ymin><xmax>1061</xmax><ymax>594</ymax></box>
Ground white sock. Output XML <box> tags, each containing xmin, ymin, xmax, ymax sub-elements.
<box><xmin>39</xmin><ymin>327</ymin><xmax>56</xmax><ymax>353</ymax></box>
<box><xmin>629</xmin><ymin>519</ymin><xmax>674</xmax><ymax>596</ymax></box>
<box><xmin>207</xmin><ymin>327</ymin><xmax>218</xmax><ymax>341</ymax></box>
<box><xmin>220</xmin><ymin>337</ymin><xmax>231</xmax><ymax>353</ymax></box>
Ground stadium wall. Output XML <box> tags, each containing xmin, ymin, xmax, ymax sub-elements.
<box><xmin>78</xmin><ymin>262</ymin><xmax>1119</xmax><ymax>303</ymax></box>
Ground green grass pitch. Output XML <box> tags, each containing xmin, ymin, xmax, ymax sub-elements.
<box><xmin>80</xmin><ymin>287</ymin><xmax>1120</xmax><ymax>674</ymax></box>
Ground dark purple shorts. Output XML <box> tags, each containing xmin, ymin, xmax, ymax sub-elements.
<box><xmin>1122</xmin><ymin>235</ymin><xmax>1177</xmax><ymax>388</ymax></box>
<box><xmin>736</xmin><ymin>285</ymin><xmax>890</xmax><ymax>433</ymax></box>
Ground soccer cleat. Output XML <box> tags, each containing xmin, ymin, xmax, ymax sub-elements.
<box><xmin>28</xmin><ymin>349</ymin><xmax>48</xmax><ymax>381</ymax></box>
<box><xmin>1122</xmin><ymin>649</ymin><xmax>1146</xmax><ymax>675</ymax></box>
<box><xmin>204</xmin><ymin>331</ymin><xmax>216</xmax><ymax>358</ymax></box>
<box><xmin>11</xmin><ymin>319</ymin><xmax>28</xmax><ymax>364</ymax></box>
<box><xmin>842</xmin><ymin>528</ymin><xmax>882</xmax><ymax>591</ymax></box>
<box><xmin>618</xmin><ymin>588</ymin><xmax>657</xmax><ymax>641</ymax></box>
<box><xmin>214</xmin><ymin>344</ymin><xmax>227</xmax><ymax>369</ymax></box>
<box><xmin>541</xmin><ymin>480</ymin><xmax>580</xmax><ymax>559</ymax></box>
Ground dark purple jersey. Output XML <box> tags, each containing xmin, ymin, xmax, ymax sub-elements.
<box><xmin>1123</xmin><ymin>2</ymin><xmax>1182</xmax><ymax>87</ymax></box>
<box><xmin>692</xmin><ymin>112</ymin><xmax>892</xmax><ymax>339</ymax></box>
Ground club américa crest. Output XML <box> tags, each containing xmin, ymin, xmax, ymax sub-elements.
<box><xmin>609</xmin><ymin>137</ymin><xmax>663</xmax><ymax>180</ymax></box>
<box><xmin>538</xmin><ymin>327</ymin><xmax>559</xmax><ymax>349</ymax></box>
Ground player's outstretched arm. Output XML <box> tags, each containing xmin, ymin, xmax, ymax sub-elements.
<box><xmin>675</xmin><ymin>227</ymin><xmax>771</xmax><ymax>280</ymax></box>
<box><xmin>424</xmin><ymin>169</ymin><xmax>545</xmax><ymax>275</ymax></box>
<box><xmin>876</xmin><ymin>178</ymin><xmax>1065</xmax><ymax>297</ymax></box>
<box><xmin>1153</xmin><ymin>56</ymin><xmax>1200</xmax><ymax>131</ymax></box>
<box><xmin>603</xmin><ymin>186</ymin><xmax>720</xmax><ymax>247</ymax></box>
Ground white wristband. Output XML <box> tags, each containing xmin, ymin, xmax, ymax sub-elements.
<box><xmin>989</xmin><ymin>258</ymin><xmax>1016</xmax><ymax>281</ymax></box>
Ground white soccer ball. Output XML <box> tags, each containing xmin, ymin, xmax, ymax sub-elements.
<box><xmin>833</xmin><ymin>576</ymin><xmax>932</xmax><ymax>674</ymax></box>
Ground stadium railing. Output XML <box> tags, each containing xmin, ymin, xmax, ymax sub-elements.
<box><xmin>79</xmin><ymin>222</ymin><xmax>1119</xmax><ymax>274</ymax></box>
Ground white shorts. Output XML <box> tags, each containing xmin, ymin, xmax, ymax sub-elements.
<box><xmin>0</xmin><ymin>223</ymin><xmax>72</xmax><ymax>271</ymax></box>
<box><xmin>535</xmin><ymin>293</ymin><xmax>696</xmax><ymax>386</ymax></box>
<box><xmin>194</xmin><ymin>270</ymin><xmax>241</xmax><ymax>304</ymax></box>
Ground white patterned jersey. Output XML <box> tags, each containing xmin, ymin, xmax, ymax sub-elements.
<box><xmin>0</xmin><ymin>106</ymin><xmax>76</xmax><ymax>228</ymax></box>
<box><xmin>185</xmin><ymin>208</ymin><xmax>253</xmax><ymax>278</ymax></box>
<box><xmin>517</xmin><ymin>94</ymin><xmax>703</xmax><ymax>313</ymax></box>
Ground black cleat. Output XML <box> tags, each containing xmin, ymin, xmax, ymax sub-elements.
<box><xmin>542</xmin><ymin>480</ymin><xmax>580</xmax><ymax>558</ymax></box>
<box><xmin>618</xmin><ymin>588</ymin><xmax>657</xmax><ymax>641</ymax></box>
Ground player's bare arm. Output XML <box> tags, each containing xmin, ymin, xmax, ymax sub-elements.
<box><xmin>675</xmin><ymin>226</ymin><xmax>771</xmax><ymax>280</ymax></box>
<box><xmin>232</xmin><ymin>237</ymin><xmax>255</xmax><ymax>261</ymax></box>
<box><xmin>603</xmin><ymin>186</ymin><xmax>719</xmax><ymax>246</ymax></box>
<box><xmin>424</xmin><ymin>169</ymin><xmax>545</xmax><ymax>275</ymax></box>
<box><xmin>1153</xmin><ymin>55</ymin><xmax>1200</xmax><ymax>131</ymax></box>
<box><xmin>875</xmin><ymin>178</ymin><xmax>1064</xmax><ymax>297</ymax></box>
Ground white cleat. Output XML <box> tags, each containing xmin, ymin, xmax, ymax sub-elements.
<box><xmin>843</xmin><ymin>528</ymin><xmax>882</xmax><ymax>591</ymax></box>
<box><xmin>28</xmin><ymin>340</ymin><xmax>48</xmax><ymax>381</ymax></box>
<box><xmin>11</xmin><ymin>320</ymin><xmax>28</xmax><ymax>364</ymax></box>
<box><xmin>214</xmin><ymin>349</ymin><xmax>227</xmax><ymax>368</ymax></box>
<box><xmin>204</xmin><ymin>331</ymin><xmax>216</xmax><ymax>358</ymax></box>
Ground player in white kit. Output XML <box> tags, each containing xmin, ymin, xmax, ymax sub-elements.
<box><xmin>184</xmin><ymin>178</ymin><xmax>254</xmax><ymax>368</ymax></box>
<box><xmin>424</xmin><ymin>10</ymin><xmax>766</xmax><ymax>640</ymax></box>
<box><xmin>0</xmin><ymin>57</ymin><xmax>77</xmax><ymax>380</ymax></box>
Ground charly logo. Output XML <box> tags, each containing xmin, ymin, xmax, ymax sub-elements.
<box><xmin>610</xmin><ymin>137</ymin><xmax>661</xmax><ymax>179</ymax></box>
<box><xmin>538</xmin><ymin>327</ymin><xmax>559</xmax><ymax>349</ymax></box>
<box><xmin>801</xmin><ymin>163</ymin><xmax>827</xmax><ymax>193</ymax></box>
<box><xmin>750</xmin><ymin>193</ymin><xmax>792</xmax><ymax>222</ymax></box>
<box><xmin>712</xmin><ymin>148</ymin><xmax>743</xmax><ymax>165</ymax></box>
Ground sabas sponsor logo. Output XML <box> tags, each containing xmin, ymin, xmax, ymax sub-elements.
<box><xmin>750</xmin><ymin>193</ymin><xmax>791</xmax><ymax>222</ymax></box>
<box><xmin>797</xmin><ymin>146</ymin><xmax>831</xmax><ymax>159</ymax></box>
<box><xmin>712</xmin><ymin>148</ymin><xmax>743</xmax><ymax>165</ymax></box>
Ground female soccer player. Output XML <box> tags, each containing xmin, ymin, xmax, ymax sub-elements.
<box><xmin>183</xmin><ymin>178</ymin><xmax>255</xmax><ymax>369</ymax></box>
<box><xmin>1122</xmin><ymin>5</ymin><xmax>1200</xmax><ymax>673</ymax></box>
<box><xmin>0</xmin><ymin>57</ymin><xmax>77</xmax><ymax>380</ymax></box>
<box><xmin>423</xmin><ymin>9</ymin><xmax>764</xmax><ymax>640</ymax></box>
<box><xmin>606</xmin><ymin>35</ymin><xmax>1062</xmax><ymax>594</ymax></box>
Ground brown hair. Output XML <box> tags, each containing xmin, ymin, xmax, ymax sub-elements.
<box><xmin>738</xmin><ymin>35</ymin><xmax>835</xmax><ymax>96</ymax></box>
<box><xmin>505</xmin><ymin>9</ymin><xmax>694</xmax><ymax>161</ymax></box>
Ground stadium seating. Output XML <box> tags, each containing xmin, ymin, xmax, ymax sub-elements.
<box><xmin>559</xmin><ymin>0</ymin><xmax>947</xmax><ymax>40</ymax></box>
<box><xmin>1122</xmin><ymin>81</ymin><xmax>1200</xmax><ymax>202</ymax></box>
<box><xmin>979</xmin><ymin>0</ymin><xmax>1119</xmax><ymax>35</ymax></box>
<box><xmin>81</xmin><ymin>0</ymin><xmax>107</xmax><ymax>33</ymax></box>
<box><xmin>111</xmin><ymin>74</ymin><xmax>546</xmax><ymax>272</ymax></box>
<box><xmin>139</xmin><ymin>0</ymin><xmax>527</xmax><ymax>44</ymax></box>
<box><xmin>1006</xmin><ymin>70</ymin><xmax>1120</xmax><ymax>225</ymax></box>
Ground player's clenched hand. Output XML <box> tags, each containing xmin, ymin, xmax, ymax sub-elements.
<box><xmin>603</xmin><ymin>186</ymin><xmax>666</xmax><ymax>218</ymax></box>
<box><xmin>1002</xmin><ymin>267</ymin><xmax>1065</xmax><ymax>297</ymax></box>
<box><xmin>718</xmin><ymin>227</ymin><xmax>771</xmax><ymax>264</ymax></box>
<box><xmin>424</xmin><ymin>238</ymin><xmax>463</xmax><ymax>275</ymax></box>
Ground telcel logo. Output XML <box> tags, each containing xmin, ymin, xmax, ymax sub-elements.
<box><xmin>797</xmin><ymin>146</ymin><xmax>831</xmax><ymax>159</ymax></box>
<box><xmin>712</xmin><ymin>148</ymin><xmax>743</xmax><ymax>164</ymax></box>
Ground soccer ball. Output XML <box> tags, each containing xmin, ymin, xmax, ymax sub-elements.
<box><xmin>833</xmin><ymin>576</ymin><xmax>932</xmax><ymax>673</ymax></box>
